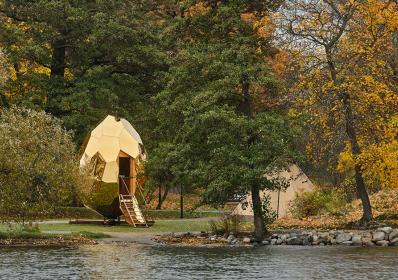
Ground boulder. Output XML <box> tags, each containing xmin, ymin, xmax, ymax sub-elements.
<box><xmin>351</xmin><ymin>235</ymin><xmax>362</xmax><ymax>245</ymax></box>
<box><xmin>271</xmin><ymin>239</ymin><xmax>277</xmax><ymax>245</ymax></box>
<box><xmin>376</xmin><ymin>240</ymin><xmax>389</xmax><ymax>247</ymax></box>
<box><xmin>378</xmin><ymin>227</ymin><xmax>393</xmax><ymax>234</ymax></box>
<box><xmin>311</xmin><ymin>235</ymin><xmax>319</xmax><ymax>245</ymax></box>
<box><xmin>276</xmin><ymin>238</ymin><xmax>283</xmax><ymax>245</ymax></box>
<box><xmin>319</xmin><ymin>232</ymin><xmax>329</xmax><ymax>238</ymax></box>
<box><xmin>362</xmin><ymin>237</ymin><xmax>374</xmax><ymax>246</ymax></box>
<box><xmin>227</xmin><ymin>234</ymin><xmax>235</xmax><ymax>242</ymax></box>
<box><xmin>389</xmin><ymin>237</ymin><xmax>398</xmax><ymax>245</ymax></box>
<box><xmin>243</xmin><ymin>237</ymin><xmax>251</xmax><ymax>243</ymax></box>
<box><xmin>336</xmin><ymin>233</ymin><xmax>352</xmax><ymax>244</ymax></box>
<box><xmin>262</xmin><ymin>240</ymin><xmax>270</xmax><ymax>245</ymax></box>
<box><xmin>287</xmin><ymin>237</ymin><xmax>302</xmax><ymax>245</ymax></box>
<box><xmin>372</xmin><ymin>231</ymin><xmax>386</xmax><ymax>242</ymax></box>
<box><xmin>280</xmin><ymin>234</ymin><xmax>290</xmax><ymax>242</ymax></box>
<box><xmin>302</xmin><ymin>237</ymin><xmax>311</xmax><ymax>246</ymax></box>
<box><xmin>388</xmin><ymin>230</ymin><xmax>398</xmax><ymax>241</ymax></box>
<box><xmin>342</xmin><ymin>241</ymin><xmax>353</xmax><ymax>246</ymax></box>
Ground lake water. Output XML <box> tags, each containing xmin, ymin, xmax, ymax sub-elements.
<box><xmin>1</xmin><ymin>243</ymin><xmax>397</xmax><ymax>279</ymax></box>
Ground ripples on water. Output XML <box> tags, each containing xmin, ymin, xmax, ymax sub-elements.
<box><xmin>0</xmin><ymin>244</ymin><xmax>397</xmax><ymax>280</ymax></box>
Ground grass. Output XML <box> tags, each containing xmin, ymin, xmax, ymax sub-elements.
<box><xmin>143</xmin><ymin>210</ymin><xmax>223</xmax><ymax>220</ymax></box>
<box><xmin>0</xmin><ymin>225</ymin><xmax>111</xmax><ymax>240</ymax></box>
<box><xmin>36</xmin><ymin>219</ymin><xmax>214</xmax><ymax>233</ymax></box>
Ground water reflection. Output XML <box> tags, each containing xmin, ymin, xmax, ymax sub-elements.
<box><xmin>0</xmin><ymin>244</ymin><xmax>397</xmax><ymax>279</ymax></box>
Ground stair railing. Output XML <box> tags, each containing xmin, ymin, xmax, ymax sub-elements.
<box><xmin>119</xmin><ymin>175</ymin><xmax>147</xmax><ymax>227</ymax></box>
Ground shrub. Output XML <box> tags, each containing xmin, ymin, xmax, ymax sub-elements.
<box><xmin>289</xmin><ymin>188</ymin><xmax>348</xmax><ymax>218</ymax></box>
<box><xmin>0</xmin><ymin>107</ymin><xmax>90</xmax><ymax>224</ymax></box>
<box><xmin>209</xmin><ymin>215</ymin><xmax>244</xmax><ymax>235</ymax></box>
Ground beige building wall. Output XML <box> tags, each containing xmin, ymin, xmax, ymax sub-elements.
<box><xmin>232</xmin><ymin>164</ymin><xmax>315</xmax><ymax>218</ymax></box>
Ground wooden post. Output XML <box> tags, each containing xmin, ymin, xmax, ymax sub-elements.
<box><xmin>276</xmin><ymin>188</ymin><xmax>281</xmax><ymax>219</ymax></box>
<box><xmin>180</xmin><ymin>185</ymin><xmax>184</xmax><ymax>219</ymax></box>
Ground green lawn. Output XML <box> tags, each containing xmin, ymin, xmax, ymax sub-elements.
<box><xmin>0</xmin><ymin>219</ymin><xmax>213</xmax><ymax>235</ymax></box>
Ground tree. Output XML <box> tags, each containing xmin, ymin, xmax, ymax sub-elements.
<box><xmin>142</xmin><ymin>143</ymin><xmax>176</xmax><ymax>210</ymax></box>
<box><xmin>154</xmin><ymin>1</ymin><xmax>296</xmax><ymax>240</ymax></box>
<box><xmin>280</xmin><ymin>0</ymin><xmax>398</xmax><ymax>223</ymax></box>
<box><xmin>0</xmin><ymin>0</ymin><xmax>165</xmax><ymax>143</ymax></box>
<box><xmin>0</xmin><ymin>107</ymin><xmax>88</xmax><ymax>224</ymax></box>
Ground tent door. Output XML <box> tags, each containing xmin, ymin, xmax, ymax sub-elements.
<box><xmin>119</xmin><ymin>157</ymin><xmax>131</xmax><ymax>195</ymax></box>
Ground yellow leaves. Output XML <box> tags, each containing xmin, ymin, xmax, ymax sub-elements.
<box><xmin>268</xmin><ymin>51</ymin><xmax>288</xmax><ymax>79</ymax></box>
<box><xmin>359</xmin><ymin>140</ymin><xmax>398</xmax><ymax>189</ymax></box>
<box><xmin>337</xmin><ymin>145</ymin><xmax>355</xmax><ymax>173</ymax></box>
<box><xmin>185</xmin><ymin>2</ymin><xmax>209</xmax><ymax>17</ymax></box>
<box><xmin>253</xmin><ymin>15</ymin><xmax>275</xmax><ymax>38</ymax></box>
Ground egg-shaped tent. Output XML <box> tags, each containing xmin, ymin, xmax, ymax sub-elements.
<box><xmin>232</xmin><ymin>164</ymin><xmax>315</xmax><ymax>219</ymax></box>
<box><xmin>80</xmin><ymin>115</ymin><xmax>148</xmax><ymax>226</ymax></box>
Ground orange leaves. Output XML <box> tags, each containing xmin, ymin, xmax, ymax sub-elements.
<box><xmin>185</xmin><ymin>2</ymin><xmax>210</xmax><ymax>17</ymax></box>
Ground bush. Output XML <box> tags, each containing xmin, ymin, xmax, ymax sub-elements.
<box><xmin>289</xmin><ymin>188</ymin><xmax>348</xmax><ymax>218</ymax></box>
<box><xmin>0</xmin><ymin>107</ymin><xmax>91</xmax><ymax>224</ymax></box>
<box><xmin>209</xmin><ymin>215</ymin><xmax>244</xmax><ymax>235</ymax></box>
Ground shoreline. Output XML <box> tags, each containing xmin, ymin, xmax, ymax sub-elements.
<box><xmin>154</xmin><ymin>226</ymin><xmax>398</xmax><ymax>247</ymax></box>
<box><xmin>0</xmin><ymin>236</ymin><xmax>98</xmax><ymax>247</ymax></box>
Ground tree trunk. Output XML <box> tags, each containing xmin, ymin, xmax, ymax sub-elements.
<box><xmin>341</xmin><ymin>94</ymin><xmax>373</xmax><ymax>223</ymax></box>
<box><xmin>326</xmin><ymin>50</ymin><xmax>372</xmax><ymax>223</ymax></box>
<box><xmin>50</xmin><ymin>37</ymin><xmax>66</xmax><ymax>79</ymax></box>
<box><xmin>251</xmin><ymin>183</ymin><xmax>266</xmax><ymax>241</ymax></box>
<box><xmin>239</xmin><ymin>72</ymin><xmax>267</xmax><ymax>239</ymax></box>
<box><xmin>156</xmin><ymin>185</ymin><xmax>169</xmax><ymax>210</ymax></box>
<box><xmin>180</xmin><ymin>185</ymin><xmax>184</xmax><ymax>219</ymax></box>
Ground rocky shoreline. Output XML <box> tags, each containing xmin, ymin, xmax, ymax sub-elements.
<box><xmin>0</xmin><ymin>236</ymin><xmax>98</xmax><ymax>246</ymax></box>
<box><xmin>155</xmin><ymin>226</ymin><xmax>398</xmax><ymax>247</ymax></box>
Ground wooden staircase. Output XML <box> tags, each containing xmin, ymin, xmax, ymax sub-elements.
<box><xmin>119</xmin><ymin>193</ymin><xmax>148</xmax><ymax>227</ymax></box>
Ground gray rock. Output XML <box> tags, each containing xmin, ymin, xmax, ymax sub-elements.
<box><xmin>362</xmin><ymin>237</ymin><xmax>374</xmax><ymax>246</ymax></box>
<box><xmin>302</xmin><ymin>237</ymin><xmax>311</xmax><ymax>246</ymax></box>
<box><xmin>388</xmin><ymin>230</ymin><xmax>398</xmax><ymax>241</ymax></box>
<box><xmin>262</xmin><ymin>240</ymin><xmax>270</xmax><ymax>245</ymax></box>
<box><xmin>271</xmin><ymin>239</ymin><xmax>277</xmax><ymax>245</ymax></box>
<box><xmin>330</xmin><ymin>238</ymin><xmax>337</xmax><ymax>245</ymax></box>
<box><xmin>319</xmin><ymin>232</ymin><xmax>329</xmax><ymax>238</ymax></box>
<box><xmin>352</xmin><ymin>235</ymin><xmax>362</xmax><ymax>245</ymax></box>
<box><xmin>389</xmin><ymin>237</ymin><xmax>398</xmax><ymax>245</ymax></box>
<box><xmin>227</xmin><ymin>234</ymin><xmax>235</xmax><ymax>241</ymax></box>
<box><xmin>336</xmin><ymin>233</ymin><xmax>352</xmax><ymax>244</ymax></box>
<box><xmin>312</xmin><ymin>235</ymin><xmax>319</xmax><ymax>243</ymax></box>
<box><xmin>372</xmin><ymin>231</ymin><xmax>386</xmax><ymax>242</ymax></box>
<box><xmin>342</xmin><ymin>241</ymin><xmax>353</xmax><ymax>246</ymax></box>
<box><xmin>276</xmin><ymin>238</ymin><xmax>283</xmax><ymax>245</ymax></box>
<box><xmin>280</xmin><ymin>234</ymin><xmax>290</xmax><ymax>242</ymax></box>
<box><xmin>210</xmin><ymin>236</ymin><xmax>217</xmax><ymax>241</ymax></box>
<box><xmin>376</xmin><ymin>240</ymin><xmax>389</xmax><ymax>247</ymax></box>
<box><xmin>362</xmin><ymin>232</ymin><xmax>372</xmax><ymax>239</ymax></box>
<box><xmin>379</xmin><ymin>227</ymin><xmax>393</xmax><ymax>234</ymax></box>
<box><xmin>329</xmin><ymin>231</ymin><xmax>338</xmax><ymax>238</ymax></box>
<box><xmin>271</xmin><ymin>233</ymin><xmax>279</xmax><ymax>239</ymax></box>
<box><xmin>243</xmin><ymin>237</ymin><xmax>251</xmax><ymax>243</ymax></box>
<box><xmin>287</xmin><ymin>237</ymin><xmax>302</xmax><ymax>245</ymax></box>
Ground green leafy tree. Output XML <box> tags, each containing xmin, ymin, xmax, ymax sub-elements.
<box><xmin>0</xmin><ymin>0</ymin><xmax>165</xmax><ymax>143</ymax></box>
<box><xmin>153</xmin><ymin>1</ymin><xmax>296</xmax><ymax>240</ymax></box>
<box><xmin>0</xmin><ymin>107</ymin><xmax>88</xmax><ymax>224</ymax></box>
